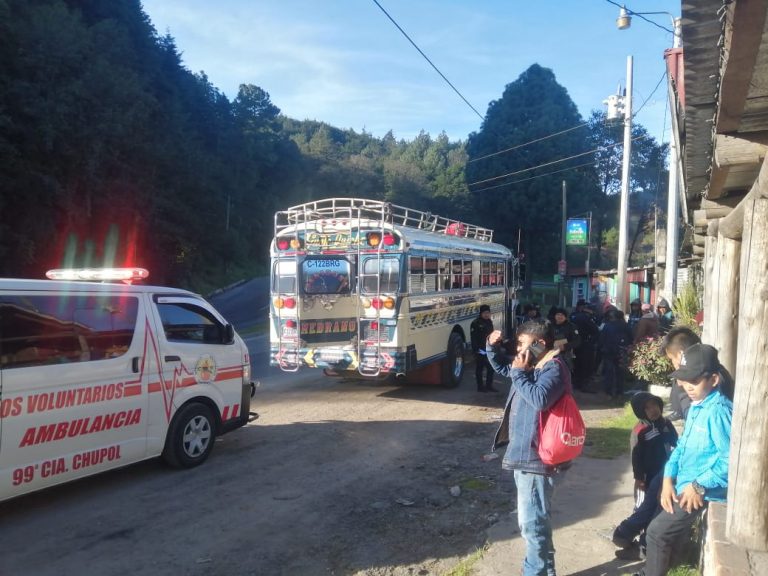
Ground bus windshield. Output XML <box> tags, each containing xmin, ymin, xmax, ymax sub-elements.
<box><xmin>302</xmin><ymin>257</ymin><xmax>352</xmax><ymax>294</ymax></box>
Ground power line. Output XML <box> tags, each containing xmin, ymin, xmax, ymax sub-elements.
<box><xmin>469</xmin><ymin>160</ymin><xmax>598</xmax><ymax>194</ymax></box>
<box><xmin>467</xmin><ymin>135</ymin><xmax>646</xmax><ymax>188</ymax></box>
<box><xmin>467</xmin><ymin>122</ymin><xmax>590</xmax><ymax>164</ymax></box>
<box><xmin>603</xmin><ymin>0</ymin><xmax>675</xmax><ymax>35</ymax></box>
<box><xmin>633</xmin><ymin>70</ymin><xmax>667</xmax><ymax>117</ymax></box>
<box><xmin>370</xmin><ymin>0</ymin><xmax>485</xmax><ymax>121</ymax></box>
<box><xmin>466</xmin><ymin>70</ymin><xmax>664</xmax><ymax>167</ymax></box>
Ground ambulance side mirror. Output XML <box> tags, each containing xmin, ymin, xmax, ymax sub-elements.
<box><xmin>223</xmin><ymin>324</ymin><xmax>235</xmax><ymax>345</ymax></box>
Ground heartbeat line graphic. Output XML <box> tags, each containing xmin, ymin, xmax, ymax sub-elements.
<box><xmin>124</xmin><ymin>318</ymin><xmax>194</xmax><ymax>422</ymax></box>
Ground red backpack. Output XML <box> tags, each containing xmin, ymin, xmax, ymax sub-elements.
<box><xmin>537</xmin><ymin>358</ymin><xmax>586</xmax><ymax>465</ymax></box>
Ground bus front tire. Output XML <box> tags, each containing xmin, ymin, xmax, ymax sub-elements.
<box><xmin>442</xmin><ymin>332</ymin><xmax>465</xmax><ymax>388</ymax></box>
<box><xmin>162</xmin><ymin>402</ymin><xmax>217</xmax><ymax>468</ymax></box>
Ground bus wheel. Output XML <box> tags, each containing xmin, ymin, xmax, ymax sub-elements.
<box><xmin>442</xmin><ymin>332</ymin><xmax>465</xmax><ymax>388</ymax></box>
<box><xmin>162</xmin><ymin>402</ymin><xmax>216</xmax><ymax>468</ymax></box>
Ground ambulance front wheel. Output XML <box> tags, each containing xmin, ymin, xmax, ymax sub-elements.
<box><xmin>163</xmin><ymin>402</ymin><xmax>217</xmax><ymax>468</ymax></box>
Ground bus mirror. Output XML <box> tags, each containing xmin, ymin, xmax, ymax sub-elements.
<box><xmin>518</xmin><ymin>263</ymin><xmax>527</xmax><ymax>285</ymax></box>
<box><xmin>223</xmin><ymin>324</ymin><xmax>235</xmax><ymax>344</ymax></box>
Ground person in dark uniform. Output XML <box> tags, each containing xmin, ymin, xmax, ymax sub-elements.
<box><xmin>470</xmin><ymin>304</ymin><xmax>498</xmax><ymax>392</ymax></box>
<box><xmin>570</xmin><ymin>300</ymin><xmax>599</xmax><ymax>391</ymax></box>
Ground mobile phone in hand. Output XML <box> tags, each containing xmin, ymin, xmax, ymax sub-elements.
<box><xmin>527</xmin><ymin>341</ymin><xmax>545</xmax><ymax>363</ymax></box>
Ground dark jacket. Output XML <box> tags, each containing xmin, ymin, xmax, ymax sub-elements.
<box><xmin>629</xmin><ymin>392</ymin><xmax>678</xmax><ymax>482</ymax></box>
<box><xmin>552</xmin><ymin>320</ymin><xmax>581</xmax><ymax>354</ymax></box>
<box><xmin>470</xmin><ymin>316</ymin><xmax>494</xmax><ymax>353</ymax></box>
<box><xmin>487</xmin><ymin>346</ymin><xmax>570</xmax><ymax>474</ymax></box>
<box><xmin>570</xmin><ymin>310</ymin><xmax>598</xmax><ymax>348</ymax></box>
<box><xmin>599</xmin><ymin>319</ymin><xmax>632</xmax><ymax>359</ymax></box>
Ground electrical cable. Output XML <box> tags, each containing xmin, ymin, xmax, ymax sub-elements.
<box><xmin>467</xmin><ymin>122</ymin><xmax>590</xmax><ymax>164</ymax></box>
<box><xmin>603</xmin><ymin>0</ymin><xmax>676</xmax><ymax>35</ymax></box>
<box><xmin>633</xmin><ymin>70</ymin><xmax>667</xmax><ymax>117</ymax></box>
<box><xmin>466</xmin><ymin>70</ymin><xmax>664</xmax><ymax>167</ymax></box>
<box><xmin>469</xmin><ymin>160</ymin><xmax>598</xmax><ymax>194</ymax></box>
<box><xmin>370</xmin><ymin>0</ymin><xmax>485</xmax><ymax>121</ymax></box>
<box><xmin>467</xmin><ymin>134</ymin><xmax>646</xmax><ymax>188</ymax></box>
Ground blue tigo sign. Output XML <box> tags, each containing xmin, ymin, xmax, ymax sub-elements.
<box><xmin>566</xmin><ymin>218</ymin><xmax>589</xmax><ymax>246</ymax></box>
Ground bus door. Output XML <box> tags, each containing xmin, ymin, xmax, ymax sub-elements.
<box><xmin>0</xmin><ymin>293</ymin><xmax>147</xmax><ymax>499</ymax></box>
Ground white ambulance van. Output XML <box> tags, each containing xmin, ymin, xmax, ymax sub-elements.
<box><xmin>0</xmin><ymin>268</ymin><xmax>255</xmax><ymax>501</ymax></box>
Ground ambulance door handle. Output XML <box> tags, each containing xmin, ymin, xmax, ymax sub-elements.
<box><xmin>165</xmin><ymin>355</ymin><xmax>181</xmax><ymax>362</ymax></box>
<box><xmin>132</xmin><ymin>357</ymin><xmax>140</xmax><ymax>373</ymax></box>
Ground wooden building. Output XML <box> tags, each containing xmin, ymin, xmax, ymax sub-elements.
<box><xmin>672</xmin><ymin>0</ymin><xmax>768</xmax><ymax>567</ymax></box>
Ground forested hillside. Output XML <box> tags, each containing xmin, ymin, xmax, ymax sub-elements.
<box><xmin>0</xmin><ymin>0</ymin><xmax>668</xmax><ymax>292</ymax></box>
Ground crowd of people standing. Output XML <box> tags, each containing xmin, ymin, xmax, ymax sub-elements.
<box><xmin>488</xmin><ymin>296</ymin><xmax>732</xmax><ymax>576</ymax></box>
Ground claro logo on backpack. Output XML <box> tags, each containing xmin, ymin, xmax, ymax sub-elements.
<box><xmin>560</xmin><ymin>432</ymin><xmax>586</xmax><ymax>446</ymax></box>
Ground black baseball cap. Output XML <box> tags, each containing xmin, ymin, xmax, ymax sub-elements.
<box><xmin>669</xmin><ymin>343</ymin><xmax>720</xmax><ymax>382</ymax></box>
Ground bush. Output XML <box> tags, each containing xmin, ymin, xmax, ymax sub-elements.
<box><xmin>672</xmin><ymin>278</ymin><xmax>703</xmax><ymax>335</ymax></box>
<box><xmin>629</xmin><ymin>336</ymin><xmax>673</xmax><ymax>386</ymax></box>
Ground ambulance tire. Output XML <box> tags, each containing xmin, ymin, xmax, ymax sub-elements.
<box><xmin>442</xmin><ymin>332</ymin><xmax>465</xmax><ymax>388</ymax></box>
<box><xmin>162</xmin><ymin>402</ymin><xmax>217</xmax><ymax>468</ymax></box>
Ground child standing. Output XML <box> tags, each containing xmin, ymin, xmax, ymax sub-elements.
<box><xmin>633</xmin><ymin>344</ymin><xmax>732</xmax><ymax>576</ymax></box>
<box><xmin>613</xmin><ymin>392</ymin><xmax>678</xmax><ymax>559</ymax></box>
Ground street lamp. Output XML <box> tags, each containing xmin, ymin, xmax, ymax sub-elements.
<box><xmin>616</xmin><ymin>6</ymin><xmax>683</xmax><ymax>303</ymax></box>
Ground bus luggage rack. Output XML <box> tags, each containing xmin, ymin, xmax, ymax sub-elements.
<box><xmin>274</xmin><ymin>197</ymin><xmax>494</xmax><ymax>242</ymax></box>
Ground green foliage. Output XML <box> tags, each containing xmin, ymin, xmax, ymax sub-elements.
<box><xmin>667</xmin><ymin>566</ymin><xmax>700</xmax><ymax>576</ymax></box>
<box><xmin>585</xmin><ymin>403</ymin><xmax>637</xmax><ymax>459</ymax></box>
<box><xmin>0</xmin><ymin>2</ymin><xmax>671</xmax><ymax>294</ymax></box>
<box><xmin>629</xmin><ymin>336</ymin><xmax>673</xmax><ymax>386</ymax></box>
<box><xmin>444</xmin><ymin>547</ymin><xmax>486</xmax><ymax>576</ymax></box>
<box><xmin>466</xmin><ymin>65</ymin><xmax>603</xmax><ymax>277</ymax></box>
<box><xmin>672</xmin><ymin>280</ymin><xmax>703</xmax><ymax>334</ymax></box>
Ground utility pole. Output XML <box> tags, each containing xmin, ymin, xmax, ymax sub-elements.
<box><xmin>616</xmin><ymin>56</ymin><xmax>633</xmax><ymax>312</ymax></box>
<box><xmin>664</xmin><ymin>18</ymin><xmax>682</xmax><ymax>302</ymax></box>
<box><xmin>559</xmin><ymin>180</ymin><xmax>567</xmax><ymax>307</ymax></box>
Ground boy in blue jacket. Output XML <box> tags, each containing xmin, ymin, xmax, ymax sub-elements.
<box><xmin>633</xmin><ymin>344</ymin><xmax>732</xmax><ymax>576</ymax></box>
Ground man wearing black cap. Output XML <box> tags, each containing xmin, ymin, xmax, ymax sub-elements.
<box><xmin>633</xmin><ymin>344</ymin><xmax>732</xmax><ymax>576</ymax></box>
<box><xmin>470</xmin><ymin>304</ymin><xmax>498</xmax><ymax>392</ymax></box>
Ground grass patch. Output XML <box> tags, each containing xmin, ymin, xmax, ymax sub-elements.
<box><xmin>443</xmin><ymin>547</ymin><xmax>485</xmax><ymax>576</ymax></box>
<box><xmin>459</xmin><ymin>477</ymin><xmax>493</xmax><ymax>491</ymax></box>
<box><xmin>585</xmin><ymin>403</ymin><xmax>637</xmax><ymax>459</ymax></box>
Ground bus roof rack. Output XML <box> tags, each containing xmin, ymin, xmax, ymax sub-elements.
<box><xmin>275</xmin><ymin>198</ymin><xmax>494</xmax><ymax>242</ymax></box>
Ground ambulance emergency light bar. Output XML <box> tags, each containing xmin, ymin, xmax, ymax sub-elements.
<box><xmin>46</xmin><ymin>268</ymin><xmax>150</xmax><ymax>283</ymax></box>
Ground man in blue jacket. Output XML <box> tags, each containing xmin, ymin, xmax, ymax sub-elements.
<box><xmin>487</xmin><ymin>320</ymin><xmax>571</xmax><ymax>576</ymax></box>
<box><xmin>634</xmin><ymin>344</ymin><xmax>732</xmax><ymax>576</ymax></box>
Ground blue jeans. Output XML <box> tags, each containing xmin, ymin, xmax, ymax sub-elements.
<box><xmin>514</xmin><ymin>470</ymin><xmax>558</xmax><ymax>576</ymax></box>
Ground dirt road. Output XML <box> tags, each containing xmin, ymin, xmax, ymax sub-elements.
<box><xmin>0</xmin><ymin>369</ymin><xmax>630</xmax><ymax>576</ymax></box>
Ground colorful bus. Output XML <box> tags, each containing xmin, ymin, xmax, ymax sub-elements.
<box><xmin>269</xmin><ymin>198</ymin><xmax>517</xmax><ymax>386</ymax></box>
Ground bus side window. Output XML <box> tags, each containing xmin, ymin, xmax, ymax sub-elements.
<box><xmin>480</xmin><ymin>261</ymin><xmax>491</xmax><ymax>287</ymax></box>
<box><xmin>463</xmin><ymin>260</ymin><xmax>473</xmax><ymax>288</ymax></box>
<box><xmin>424</xmin><ymin>258</ymin><xmax>438</xmax><ymax>292</ymax></box>
<box><xmin>451</xmin><ymin>259</ymin><xmax>463</xmax><ymax>289</ymax></box>
<box><xmin>438</xmin><ymin>259</ymin><xmax>451</xmax><ymax>291</ymax></box>
<box><xmin>409</xmin><ymin>256</ymin><xmax>424</xmax><ymax>293</ymax></box>
<box><xmin>496</xmin><ymin>262</ymin><xmax>506</xmax><ymax>286</ymax></box>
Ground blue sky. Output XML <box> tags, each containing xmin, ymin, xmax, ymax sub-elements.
<box><xmin>141</xmin><ymin>0</ymin><xmax>680</xmax><ymax>144</ymax></box>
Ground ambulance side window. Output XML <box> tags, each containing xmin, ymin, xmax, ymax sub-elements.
<box><xmin>0</xmin><ymin>295</ymin><xmax>139</xmax><ymax>368</ymax></box>
<box><xmin>157</xmin><ymin>303</ymin><xmax>226</xmax><ymax>344</ymax></box>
